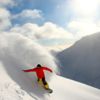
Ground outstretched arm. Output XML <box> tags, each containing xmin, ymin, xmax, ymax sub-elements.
<box><xmin>43</xmin><ymin>67</ymin><xmax>53</xmax><ymax>72</ymax></box>
<box><xmin>23</xmin><ymin>68</ymin><xmax>37</xmax><ymax>72</ymax></box>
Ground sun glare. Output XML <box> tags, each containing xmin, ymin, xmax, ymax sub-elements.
<box><xmin>71</xmin><ymin>0</ymin><xmax>99</xmax><ymax>16</ymax></box>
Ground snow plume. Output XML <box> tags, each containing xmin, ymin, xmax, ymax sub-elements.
<box><xmin>0</xmin><ymin>33</ymin><xmax>59</xmax><ymax>79</ymax></box>
<box><xmin>0</xmin><ymin>32</ymin><xmax>59</xmax><ymax>99</ymax></box>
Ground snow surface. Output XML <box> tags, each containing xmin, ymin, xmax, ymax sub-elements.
<box><xmin>0</xmin><ymin>33</ymin><xmax>100</xmax><ymax>100</ymax></box>
<box><xmin>0</xmin><ymin>60</ymin><xmax>100</xmax><ymax>100</ymax></box>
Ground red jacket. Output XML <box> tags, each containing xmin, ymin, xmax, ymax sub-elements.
<box><xmin>23</xmin><ymin>67</ymin><xmax>52</xmax><ymax>78</ymax></box>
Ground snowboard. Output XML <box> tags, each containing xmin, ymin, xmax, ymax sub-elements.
<box><xmin>44</xmin><ymin>87</ymin><xmax>53</xmax><ymax>93</ymax></box>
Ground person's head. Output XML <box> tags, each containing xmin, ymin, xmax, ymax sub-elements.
<box><xmin>37</xmin><ymin>64</ymin><xmax>42</xmax><ymax>68</ymax></box>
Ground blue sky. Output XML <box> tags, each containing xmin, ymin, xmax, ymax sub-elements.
<box><xmin>1</xmin><ymin>0</ymin><xmax>100</xmax><ymax>51</ymax></box>
<box><xmin>8</xmin><ymin>0</ymin><xmax>71</xmax><ymax>27</ymax></box>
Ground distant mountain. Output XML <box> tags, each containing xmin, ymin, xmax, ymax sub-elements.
<box><xmin>57</xmin><ymin>32</ymin><xmax>100</xmax><ymax>89</ymax></box>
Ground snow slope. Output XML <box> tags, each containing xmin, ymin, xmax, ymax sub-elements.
<box><xmin>0</xmin><ymin>63</ymin><xmax>100</xmax><ymax>100</ymax></box>
<box><xmin>50</xmin><ymin>75</ymin><xmax>100</xmax><ymax>100</ymax></box>
<box><xmin>0</xmin><ymin>33</ymin><xmax>100</xmax><ymax>100</ymax></box>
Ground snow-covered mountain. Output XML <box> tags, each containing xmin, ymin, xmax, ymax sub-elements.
<box><xmin>0</xmin><ymin>33</ymin><xmax>100</xmax><ymax>100</ymax></box>
<box><xmin>57</xmin><ymin>32</ymin><xmax>100</xmax><ymax>89</ymax></box>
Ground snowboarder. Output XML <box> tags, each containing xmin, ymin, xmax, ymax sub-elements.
<box><xmin>23</xmin><ymin>64</ymin><xmax>53</xmax><ymax>92</ymax></box>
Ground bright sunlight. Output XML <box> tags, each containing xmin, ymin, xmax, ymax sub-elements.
<box><xmin>71</xmin><ymin>0</ymin><xmax>99</xmax><ymax>16</ymax></box>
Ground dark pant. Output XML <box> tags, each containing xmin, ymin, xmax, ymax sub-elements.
<box><xmin>37</xmin><ymin>77</ymin><xmax>48</xmax><ymax>85</ymax></box>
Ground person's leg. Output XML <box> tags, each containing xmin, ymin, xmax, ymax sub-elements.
<box><xmin>42</xmin><ymin>77</ymin><xmax>49</xmax><ymax>89</ymax></box>
<box><xmin>37</xmin><ymin>78</ymin><xmax>42</xmax><ymax>84</ymax></box>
